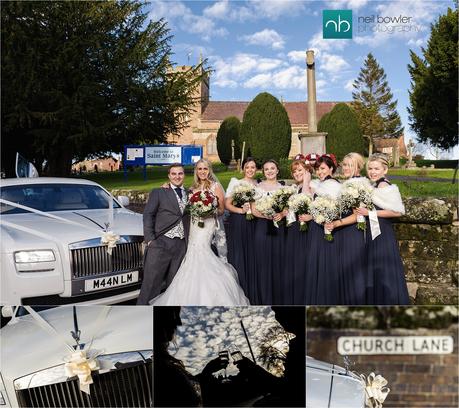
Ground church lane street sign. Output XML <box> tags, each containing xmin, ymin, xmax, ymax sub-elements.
<box><xmin>337</xmin><ymin>336</ymin><xmax>454</xmax><ymax>355</ymax></box>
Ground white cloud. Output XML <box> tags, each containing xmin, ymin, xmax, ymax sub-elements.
<box><xmin>320</xmin><ymin>53</ymin><xmax>351</xmax><ymax>76</ymax></box>
<box><xmin>172</xmin><ymin>307</ymin><xmax>280</xmax><ymax>375</ymax></box>
<box><xmin>407</xmin><ymin>37</ymin><xmax>427</xmax><ymax>48</ymax></box>
<box><xmin>288</xmin><ymin>50</ymin><xmax>306</xmax><ymax>63</ymax></box>
<box><xmin>203</xmin><ymin>0</ymin><xmax>230</xmax><ymax>19</ymax></box>
<box><xmin>243</xmin><ymin>65</ymin><xmax>307</xmax><ymax>91</ymax></box>
<box><xmin>211</xmin><ymin>53</ymin><xmax>284</xmax><ymax>88</ymax></box>
<box><xmin>344</xmin><ymin>79</ymin><xmax>355</xmax><ymax>92</ymax></box>
<box><xmin>242</xmin><ymin>29</ymin><xmax>285</xmax><ymax>50</ymax></box>
<box><xmin>251</xmin><ymin>0</ymin><xmax>307</xmax><ymax>20</ymax></box>
<box><xmin>148</xmin><ymin>1</ymin><xmax>227</xmax><ymax>41</ymax></box>
<box><xmin>324</xmin><ymin>0</ymin><xmax>368</xmax><ymax>10</ymax></box>
<box><xmin>203</xmin><ymin>0</ymin><xmax>254</xmax><ymax>22</ymax></box>
<box><xmin>308</xmin><ymin>31</ymin><xmax>349</xmax><ymax>54</ymax></box>
<box><xmin>244</xmin><ymin>73</ymin><xmax>273</xmax><ymax>89</ymax></box>
<box><xmin>272</xmin><ymin>66</ymin><xmax>307</xmax><ymax>89</ymax></box>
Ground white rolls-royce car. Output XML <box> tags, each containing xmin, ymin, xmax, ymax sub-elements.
<box><xmin>306</xmin><ymin>356</ymin><xmax>366</xmax><ymax>408</ymax></box>
<box><xmin>0</xmin><ymin>305</ymin><xmax>153</xmax><ymax>407</ymax></box>
<box><xmin>0</xmin><ymin>178</ymin><xmax>143</xmax><ymax>305</ymax></box>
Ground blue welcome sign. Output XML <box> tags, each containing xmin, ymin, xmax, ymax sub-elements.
<box><xmin>123</xmin><ymin>144</ymin><xmax>203</xmax><ymax>180</ymax></box>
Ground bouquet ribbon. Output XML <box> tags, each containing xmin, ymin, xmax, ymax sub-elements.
<box><xmin>24</xmin><ymin>306</ymin><xmax>111</xmax><ymax>394</ymax></box>
<box><xmin>0</xmin><ymin>199</ymin><xmax>120</xmax><ymax>254</ymax></box>
<box><xmin>360</xmin><ymin>372</ymin><xmax>390</xmax><ymax>408</ymax></box>
<box><xmin>368</xmin><ymin>210</ymin><xmax>381</xmax><ymax>240</ymax></box>
<box><xmin>286</xmin><ymin>210</ymin><xmax>296</xmax><ymax>226</ymax></box>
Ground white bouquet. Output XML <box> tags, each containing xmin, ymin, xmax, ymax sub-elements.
<box><xmin>270</xmin><ymin>185</ymin><xmax>297</xmax><ymax>226</ymax></box>
<box><xmin>309</xmin><ymin>195</ymin><xmax>340</xmax><ymax>241</ymax></box>
<box><xmin>339</xmin><ymin>178</ymin><xmax>374</xmax><ymax>231</ymax></box>
<box><xmin>255</xmin><ymin>195</ymin><xmax>276</xmax><ymax>221</ymax></box>
<box><xmin>231</xmin><ymin>181</ymin><xmax>260</xmax><ymax>220</ymax></box>
<box><xmin>287</xmin><ymin>193</ymin><xmax>313</xmax><ymax>232</ymax></box>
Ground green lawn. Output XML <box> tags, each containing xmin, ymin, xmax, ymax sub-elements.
<box><xmin>75</xmin><ymin>167</ymin><xmax>243</xmax><ymax>191</ymax></box>
<box><xmin>394</xmin><ymin>180</ymin><xmax>458</xmax><ymax>197</ymax></box>
<box><xmin>78</xmin><ymin>167</ymin><xmax>458</xmax><ymax>197</ymax></box>
<box><xmin>388</xmin><ymin>168</ymin><xmax>456</xmax><ymax>179</ymax></box>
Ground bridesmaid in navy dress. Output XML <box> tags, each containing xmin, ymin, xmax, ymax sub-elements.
<box><xmin>356</xmin><ymin>153</ymin><xmax>409</xmax><ymax>304</ymax></box>
<box><xmin>325</xmin><ymin>152</ymin><xmax>367</xmax><ymax>305</ymax></box>
<box><xmin>251</xmin><ymin>159</ymin><xmax>286</xmax><ymax>305</ymax></box>
<box><xmin>303</xmin><ymin>154</ymin><xmax>342</xmax><ymax>305</ymax></box>
<box><xmin>284</xmin><ymin>156</ymin><xmax>313</xmax><ymax>305</ymax></box>
<box><xmin>225</xmin><ymin>157</ymin><xmax>258</xmax><ymax>303</ymax></box>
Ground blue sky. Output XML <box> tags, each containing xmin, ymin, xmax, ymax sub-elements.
<box><xmin>148</xmin><ymin>0</ymin><xmax>456</xmax><ymax>158</ymax></box>
<box><xmin>168</xmin><ymin>306</ymin><xmax>294</xmax><ymax>375</ymax></box>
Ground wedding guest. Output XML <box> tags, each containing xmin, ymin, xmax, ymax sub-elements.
<box><xmin>304</xmin><ymin>154</ymin><xmax>342</xmax><ymax>305</ymax></box>
<box><xmin>225</xmin><ymin>157</ymin><xmax>259</xmax><ymax>303</ymax></box>
<box><xmin>284</xmin><ymin>156</ymin><xmax>313</xmax><ymax>305</ymax></box>
<box><xmin>356</xmin><ymin>153</ymin><xmax>410</xmax><ymax>304</ymax></box>
<box><xmin>251</xmin><ymin>159</ymin><xmax>286</xmax><ymax>305</ymax></box>
<box><xmin>326</xmin><ymin>152</ymin><xmax>367</xmax><ymax>305</ymax></box>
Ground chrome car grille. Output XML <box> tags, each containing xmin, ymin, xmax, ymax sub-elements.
<box><xmin>15</xmin><ymin>358</ymin><xmax>152</xmax><ymax>408</ymax></box>
<box><xmin>69</xmin><ymin>236</ymin><xmax>143</xmax><ymax>278</ymax></box>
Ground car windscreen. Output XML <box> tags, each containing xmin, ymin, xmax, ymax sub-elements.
<box><xmin>0</xmin><ymin>183</ymin><xmax>121</xmax><ymax>214</ymax></box>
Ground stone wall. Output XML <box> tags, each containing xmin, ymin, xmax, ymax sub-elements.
<box><xmin>307</xmin><ymin>325</ymin><xmax>458</xmax><ymax>408</ymax></box>
<box><xmin>395</xmin><ymin>198</ymin><xmax>458</xmax><ymax>305</ymax></box>
<box><xmin>113</xmin><ymin>190</ymin><xmax>459</xmax><ymax>305</ymax></box>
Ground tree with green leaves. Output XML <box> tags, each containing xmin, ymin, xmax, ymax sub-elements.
<box><xmin>408</xmin><ymin>7</ymin><xmax>458</xmax><ymax>150</ymax></box>
<box><xmin>240</xmin><ymin>92</ymin><xmax>291</xmax><ymax>165</ymax></box>
<box><xmin>352</xmin><ymin>53</ymin><xmax>403</xmax><ymax>155</ymax></box>
<box><xmin>318</xmin><ymin>103</ymin><xmax>366</xmax><ymax>160</ymax></box>
<box><xmin>216</xmin><ymin>116</ymin><xmax>241</xmax><ymax>165</ymax></box>
<box><xmin>1</xmin><ymin>1</ymin><xmax>205</xmax><ymax>176</ymax></box>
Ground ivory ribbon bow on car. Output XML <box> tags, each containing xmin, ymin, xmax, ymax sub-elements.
<box><xmin>24</xmin><ymin>306</ymin><xmax>112</xmax><ymax>394</ymax></box>
<box><xmin>100</xmin><ymin>231</ymin><xmax>121</xmax><ymax>255</ymax></box>
<box><xmin>360</xmin><ymin>372</ymin><xmax>390</xmax><ymax>408</ymax></box>
<box><xmin>64</xmin><ymin>350</ymin><xmax>100</xmax><ymax>394</ymax></box>
<box><xmin>0</xmin><ymin>199</ymin><xmax>120</xmax><ymax>254</ymax></box>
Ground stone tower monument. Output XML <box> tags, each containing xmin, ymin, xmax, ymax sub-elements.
<box><xmin>298</xmin><ymin>50</ymin><xmax>327</xmax><ymax>155</ymax></box>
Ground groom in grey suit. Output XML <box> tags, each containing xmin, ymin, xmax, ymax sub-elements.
<box><xmin>137</xmin><ymin>163</ymin><xmax>190</xmax><ymax>305</ymax></box>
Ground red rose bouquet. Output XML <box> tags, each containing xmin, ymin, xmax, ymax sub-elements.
<box><xmin>186</xmin><ymin>190</ymin><xmax>218</xmax><ymax>227</ymax></box>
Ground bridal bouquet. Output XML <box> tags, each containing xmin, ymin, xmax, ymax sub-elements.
<box><xmin>309</xmin><ymin>195</ymin><xmax>339</xmax><ymax>241</ymax></box>
<box><xmin>187</xmin><ymin>190</ymin><xmax>218</xmax><ymax>228</ymax></box>
<box><xmin>287</xmin><ymin>193</ymin><xmax>313</xmax><ymax>232</ymax></box>
<box><xmin>231</xmin><ymin>181</ymin><xmax>260</xmax><ymax>220</ymax></box>
<box><xmin>339</xmin><ymin>178</ymin><xmax>374</xmax><ymax>231</ymax></box>
<box><xmin>270</xmin><ymin>185</ymin><xmax>298</xmax><ymax>227</ymax></box>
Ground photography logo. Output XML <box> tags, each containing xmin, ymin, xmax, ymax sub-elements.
<box><xmin>323</xmin><ymin>10</ymin><xmax>352</xmax><ymax>39</ymax></box>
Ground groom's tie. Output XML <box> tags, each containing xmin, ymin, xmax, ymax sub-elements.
<box><xmin>174</xmin><ymin>187</ymin><xmax>183</xmax><ymax>200</ymax></box>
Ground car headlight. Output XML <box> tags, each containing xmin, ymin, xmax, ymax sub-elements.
<box><xmin>14</xmin><ymin>250</ymin><xmax>55</xmax><ymax>263</ymax></box>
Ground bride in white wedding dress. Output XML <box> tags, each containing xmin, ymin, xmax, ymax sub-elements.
<box><xmin>151</xmin><ymin>159</ymin><xmax>250</xmax><ymax>306</ymax></box>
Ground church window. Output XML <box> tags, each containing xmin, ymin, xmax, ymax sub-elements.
<box><xmin>207</xmin><ymin>135</ymin><xmax>217</xmax><ymax>155</ymax></box>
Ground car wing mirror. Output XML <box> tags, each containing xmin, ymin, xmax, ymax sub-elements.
<box><xmin>117</xmin><ymin>196</ymin><xmax>130</xmax><ymax>207</ymax></box>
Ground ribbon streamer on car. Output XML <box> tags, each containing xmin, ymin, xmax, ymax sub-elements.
<box><xmin>24</xmin><ymin>306</ymin><xmax>112</xmax><ymax>394</ymax></box>
<box><xmin>0</xmin><ymin>199</ymin><xmax>120</xmax><ymax>254</ymax></box>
